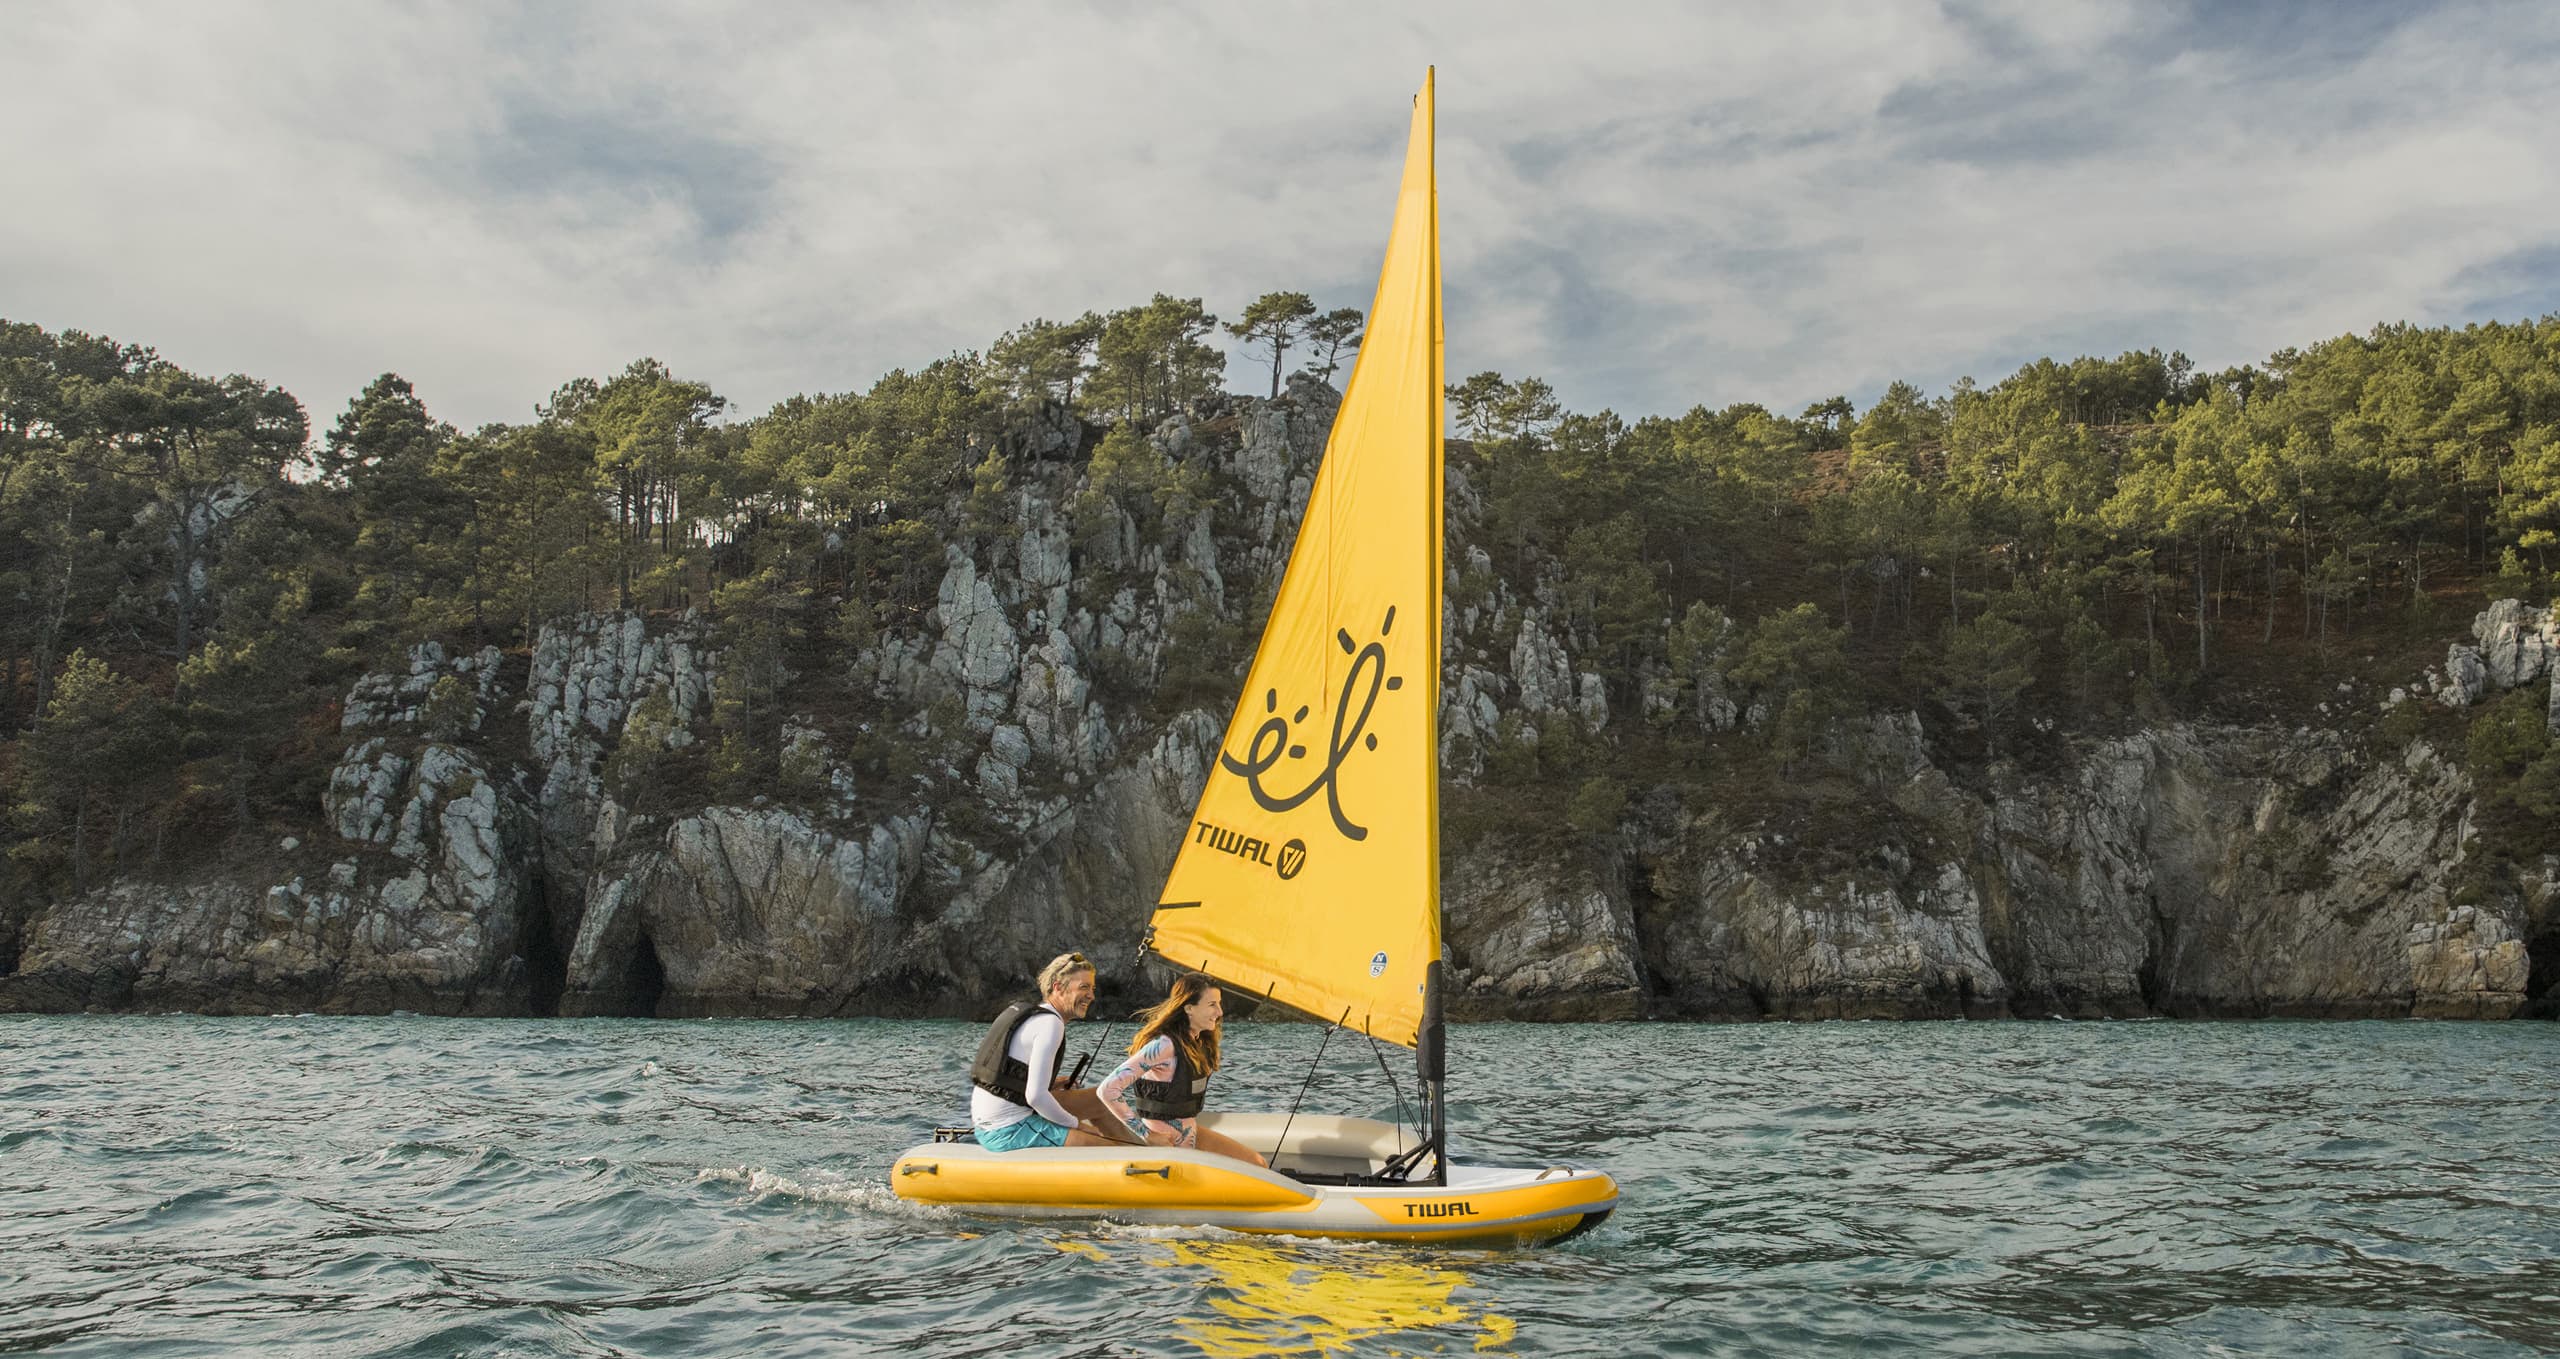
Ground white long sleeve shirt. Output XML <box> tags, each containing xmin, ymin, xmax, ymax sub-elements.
<box><xmin>968</xmin><ymin>1004</ymin><xmax>1077</xmax><ymax>1130</ymax></box>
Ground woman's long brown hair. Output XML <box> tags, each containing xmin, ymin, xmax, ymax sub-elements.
<box><xmin>1126</xmin><ymin>971</ymin><xmax>1221</xmax><ymax>1076</ymax></box>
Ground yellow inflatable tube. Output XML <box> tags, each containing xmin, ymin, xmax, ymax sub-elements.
<box><xmin>892</xmin><ymin>1113</ymin><xmax>1617</xmax><ymax>1248</ymax></box>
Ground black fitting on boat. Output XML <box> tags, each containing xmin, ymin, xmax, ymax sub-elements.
<box><xmin>1419</xmin><ymin>961</ymin><xmax>1446</xmax><ymax>1082</ymax></box>
<box><xmin>1421</xmin><ymin>959</ymin><xmax>1449</xmax><ymax>1187</ymax></box>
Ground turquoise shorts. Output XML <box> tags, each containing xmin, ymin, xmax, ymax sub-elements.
<box><xmin>976</xmin><ymin>1116</ymin><xmax>1071</xmax><ymax>1153</ymax></box>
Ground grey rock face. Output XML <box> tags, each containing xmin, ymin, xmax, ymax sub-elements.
<box><xmin>933</xmin><ymin>548</ymin><xmax>1022</xmax><ymax>733</ymax></box>
<box><xmin>340</xmin><ymin>642</ymin><xmax>508</xmax><ymax>731</ymax></box>
<box><xmin>1445</xmin><ymin>850</ymin><xmax>1646</xmax><ymax>1019</ymax></box>
<box><xmin>524</xmin><ymin>612</ymin><xmax>717</xmax><ymax>935</ymax></box>
<box><xmin>1509</xmin><ymin>610</ymin><xmax>1578</xmax><ymax>717</ymax></box>
<box><xmin>1638</xmin><ymin>824</ymin><xmax>2010</xmax><ymax>1021</ymax></box>
<box><xmin>2442</xmin><ymin>645</ymin><xmax>2489</xmax><ymax>707</ymax></box>
<box><xmin>2431</xmin><ymin>599</ymin><xmax>2560</xmax><ymax>740</ymax></box>
<box><xmin>1614</xmin><ymin>718</ymin><xmax>2524</xmax><ymax>1021</ymax></box>
<box><xmin>559</xmin><ymin>807</ymin><xmax>929</xmax><ymax>1017</ymax></box>
<box><xmin>2</xmin><ymin>739</ymin><xmax>542</xmax><ymax>1014</ymax></box>
<box><xmin>529</xmin><ymin>613</ymin><xmax>713</xmax><ymax>769</ymax></box>
<box><xmin>2473</xmin><ymin>599</ymin><xmax>2557</xmax><ymax>690</ymax></box>
<box><xmin>556</xmin><ymin>710</ymin><xmax>1220</xmax><ymax>1017</ymax></box>
<box><xmin>6</xmin><ymin>400</ymin><xmax>2549</xmax><ymax>1022</ymax></box>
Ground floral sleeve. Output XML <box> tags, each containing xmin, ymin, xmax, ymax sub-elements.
<box><xmin>1098</xmin><ymin>1036</ymin><xmax>1172</xmax><ymax>1130</ymax></box>
<box><xmin>1097</xmin><ymin>1037</ymin><xmax>1186</xmax><ymax>1144</ymax></box>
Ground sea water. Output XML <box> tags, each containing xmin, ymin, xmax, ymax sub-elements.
<box><xmin>2</xmin><ymin>1016</ymin><xmax>2555</xmax><ymax>1357</ymax></box>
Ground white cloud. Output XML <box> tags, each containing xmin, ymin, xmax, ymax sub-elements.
<box><xmin>3</xmin><ymin>1</ymin><xmax>2556</xmax><ymax>433</ymax></box>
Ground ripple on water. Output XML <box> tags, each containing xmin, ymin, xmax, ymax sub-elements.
<box><xmin>2</xmin><ymin>1015</ymin><xmax>2557</xmax><ymax>1357</ymax></box>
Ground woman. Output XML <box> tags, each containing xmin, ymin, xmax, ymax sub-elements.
<box><xmin>1074</xmin><ymin>971</ymin><xmax>1266</xmax><ymax>1167</ymax></box>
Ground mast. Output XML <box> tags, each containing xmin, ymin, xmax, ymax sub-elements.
<box><xmin>1416</xmin><ymin>63</ymin><xmax>1447</xmax><ymax>1188</ymax></box>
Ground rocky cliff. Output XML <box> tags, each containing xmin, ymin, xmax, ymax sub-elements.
<box><xmin>3</xmin><ymin>384</ymin><xmax>2552</xmax><ymax>1020</ymax></box>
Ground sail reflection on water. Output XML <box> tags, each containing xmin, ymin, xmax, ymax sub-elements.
<box><xmin>1151</xmin><ymin>1238</ymin><xmax>1516</xmax><ymax>1356</ymax></box>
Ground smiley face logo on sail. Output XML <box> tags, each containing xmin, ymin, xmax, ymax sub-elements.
<box><xmin>1219</xmin><ymin>605</ymin><xmax>1406</xmax><ymax>842</ymax></box>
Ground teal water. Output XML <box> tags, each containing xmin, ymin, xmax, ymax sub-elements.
<box><xmin>2</xmin><ymin>1017</ymin><xmax>2555</xmax><ymax>1357</ymax></box>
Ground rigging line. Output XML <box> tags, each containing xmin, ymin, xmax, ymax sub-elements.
<box><xmin>1362</xmin><ymin>1027</ymin><xmax>1410</xmax><ymax>1159</ymax></box>
<box><xmin>1270</xmin><ymin>1005</ymin><xmax>1352</xmax><ymax>1168</ymax></box>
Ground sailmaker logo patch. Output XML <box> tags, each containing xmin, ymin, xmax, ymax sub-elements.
<box><xmin>1192</xmin><ymin>821</ymin><xmax>1308</xmax><ymax>881</ymax></box>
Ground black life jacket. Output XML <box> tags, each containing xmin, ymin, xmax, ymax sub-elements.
<box><xmin>968</xmin><ymin>999</ymin><xmax>1056</xmax><ymax>1106</ymax></box>
<box><xmin>1131</xmin><ymin>1036</ymin><xmax>1211</xmax><ymax>1120</ymax></box>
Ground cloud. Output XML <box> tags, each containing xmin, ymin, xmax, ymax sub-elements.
<box><xmin>2</xmin><ymin>0</ymin><xmax>2556</xmax><ymax>434</ymax></box>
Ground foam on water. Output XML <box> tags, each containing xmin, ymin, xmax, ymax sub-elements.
<box><xmin>691</xmin><ymin>1163</ymin><xmax>943</xmax><ymax>1219</ymax></box>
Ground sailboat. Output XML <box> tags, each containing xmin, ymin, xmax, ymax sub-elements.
<box><xmin>892</xmin><ymin>70</ymin><xmax>1619</xmax><ymax>1247</ymax></box>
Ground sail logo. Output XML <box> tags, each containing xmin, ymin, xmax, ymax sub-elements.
<box><xmin>1193</xmin><ymin>821</ymin><xmax>1308</xmax><ymax>881</ymax></box>
<box><xmin>1404</xmin><ymin>1201</ymin><xmax>1477</xmax><ymax>1218</ymax></box>
<box><xmin>1220</xmin><ymin>605</ymin><xmax>1407</xmax><ymax>843</ymax></box>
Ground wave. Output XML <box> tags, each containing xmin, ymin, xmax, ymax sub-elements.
<box><xmin>693</xmin><ymin>1165</ymin><xmax>954</xmax><ymax>1220</ymax></box>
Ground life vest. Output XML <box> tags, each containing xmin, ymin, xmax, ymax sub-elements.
<box><xmin>1131</xmin><ymin>1036</ymin><xmax>1211</xmax><ymax>1120</ymax></box>
<box><xmin>969</xmin><ymin>999</ymin><xmax>1055</xmax><ymax>1106</ymax></box>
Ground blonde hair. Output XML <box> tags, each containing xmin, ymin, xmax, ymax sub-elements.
<box><xmin>1037</xmin><ymin>952</ymin><xmax>1094</xmax><ymax>995</ymax></box>
<box><xmin>1126</xmin><ymin>971</ymin><xmax>1222</xmax><ymax>1076</ymax></box>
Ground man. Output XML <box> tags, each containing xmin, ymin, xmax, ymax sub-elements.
<box><xmin>967</xmin><ymin>952</ymin><xmax>1141</xmax><ymax>1151</ymax></box>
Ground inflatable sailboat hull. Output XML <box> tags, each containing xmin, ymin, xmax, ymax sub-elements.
<box><xmin>891</xmin><ymin>1114</ymin><xmax>1616</xmax><ymax>1247</ymax></box>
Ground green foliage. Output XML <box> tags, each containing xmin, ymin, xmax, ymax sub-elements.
<box><xmin>1155</xmin><ymin>609</ymin><xmax>1251</xmax><ymax>714</ymax></box>
<box><xmin>2376</xmin><ymin>696</ymin><xmax>2430</xmax><ymax>753</ymax></box>
<box><xmin>1728</xmin><ymin>603</ymin><xmax>1849</xmax><ymax>699</ymax></box>
<box><xmin>2484</xmin><ymin>547</ymin><xmax>2547</xmax><ymax>605</ymax></box>
<box><xmin>1483</xmin><ymin>713</ymin><xmax>1541</xmax><ymax>786</ymax></box>
<box><xmin>428</xmin><ymin>421</ymin><xmax>612</xmax><ymax>638</ymax></box>
<box><xmin>2465</xmin><ymin>686</ymin><xmax>2552</xmax><ymax>785</ymax></box>
<box><xmin>1227</xmin><ymin>291</ymin><xmax>1317</xmax><ymax>399</ymax></box>
<box><xmin>417</xmin><ymin>674</ymin><xmax>476</xmax><ymax>742</ymax></box>
<box><xmin>1848</xmin><ymin>380</ymin><xmax>1945</xmax><ymax>477</ymax></box>
<box><xmin>16</xmin><ymin>304</ymin><xmax>2560</xmax><ymax>887</ymax></box>
<box><xmin>1083</xmin><ymin>295</ymin><xmax>1222</xmax><ymax>424</ymax></box>
<box><xmin>1073</xmin><ymin>423</ymin><xmax>1207</xmax><ymax>565</ymax></box>
<box><xmin>2464</xmin><ymin>686</ymin><xmax>2560</xmax><ymax>862</ymax></box>
<box><xmin>1728</xmin><ymin>604</ymin><xmax>1851</xmax><ymax>771</ymax></box>
<box><xmin>1564</xmin><ymin>775</ymin><xmax>1628</xmax><ymax>837</ymax></box>
<box><xmin>778</xmin><ymin>728</ymin><xmax>830</xmax><ymax>805</ymax></box>
<box><xmin>1560</xmin><ymin>513</ymin><xmax>1663</xmax><ymax>685</ymax></box>
<box><xmin>1663</xmin><ymin>603</ymin><xmax>1735</xmax><ymax>726</ymax></box>
<box><xmin>605</xmin><ymin>689</ymin><xmax>682</xmax><ymax>804</ymax></box>
<box><xmin>711</xmin><ymin>566</ymin><xmax>813</xmax><ymax>716</ymax></box>
<box><xmin>1929</xmin><ymin>610</ymin><xmax>2037</xmax><ymax>756</ymax></box>
<box><xmin>12</xmin><ymin>650</ymin><xmax>169</xmax><ymax>889</ymax></box>
<box><xmin>829</xmin><ymin>596</ymin><xmax>877</xmax><ymax>654</ymax></box>
<box><xmin>988</xmin><ymin>313</ymin><xmax>1102</xmax><ymax>406</ymax></box>
<box><xmin>707</xmin><ymin>731</ymin><xmax>764</xmax><ymax>805</ymax></box>
<box><xmin>1301</xmin><ymin>308</ymin><xmax>1364</xmax><ymax>385</ymax></box>
<box><xmin>1448</xmin><ymin>372</ymin><xmax>1561</xmax><ymax>442</ymax></box>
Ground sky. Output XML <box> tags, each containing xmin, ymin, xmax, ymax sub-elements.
<box><xmin>6</xmin><ymin>1</ymin><xmax>2559</xmax><ymax>435</ymax></box>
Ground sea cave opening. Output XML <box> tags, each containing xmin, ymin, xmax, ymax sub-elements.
<box><xmin>519</xmin><ymin>885</ymin><xmax>568</xmax><ymax>1017</ymax></box>
<box><xmin>617</xmin><ymin>929</ymin><xmax>668</xmax><ymax>1019</ymax></box>
<box><xmin>2524</xmin><ymin>920</ymin><xmax>2560</xmax><ymax>1020</ymax></box>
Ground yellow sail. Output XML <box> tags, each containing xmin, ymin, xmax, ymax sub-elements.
<box><xmin>1149</xmin><ymin>71</ymin><xmax>1443</xmax><ymax>1048</ymax></box>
